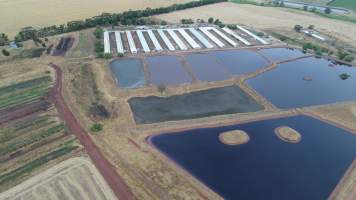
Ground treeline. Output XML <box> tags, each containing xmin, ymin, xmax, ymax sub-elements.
<box><xmin>14</xmin><ymin>0</ymin><xmax>226</xmax><ymax>42</ymax></box>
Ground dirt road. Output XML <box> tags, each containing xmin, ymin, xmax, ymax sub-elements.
<box><xmin>49</xmin><ymin>63</ymin><xmax>135</xmax><ymax>200</ymax></box>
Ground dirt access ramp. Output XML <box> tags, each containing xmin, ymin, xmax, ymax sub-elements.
<box><xmin>156</xmin><ymin>2</ymin><xmax>356</xmax><ymax>46</ymax></box>
<box><xmin>0</xmin><ymin>157</ymin><xmax>117</xmax><ymax>200</ymax></box>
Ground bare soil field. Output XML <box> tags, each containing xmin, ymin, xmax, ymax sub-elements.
<box><xmin>0</xmin><ymin>0</ymin><xmax>191</xmax><ymax>37</ymax></box>
<box><xmin>156</xmin><ymin>2</ymin><xmax>356</xmax><ymax>46</ymax></box>
<box><xmin>0</xmin><ymin>157</ymin><xmax>117</xmax><ymax>200</ymax></box>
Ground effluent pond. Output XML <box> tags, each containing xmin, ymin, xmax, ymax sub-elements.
<box><xmin>109</xmin><ymin>59</ymin><xmax>146</xmax><ymax>89</ymax></box>
<box><xmin>149</xmin><ymin>115</ymin><xmax>356</xmax><ymax>200</ymax></box>
<box><xmin>108</xmin><ymin>49</ymin><xmax>272</xmax><ymax>88</ymax></box>
<box><xmin>247</xmin><ymin>56</ymin><xmax>356</xmax><ymax>108</ymax></box>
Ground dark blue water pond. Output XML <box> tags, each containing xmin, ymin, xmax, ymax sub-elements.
<box><xmin>109</xmin><ymin>59</ymin><xmax>146</xmax><ymax>89</ymax></box>
<box><xmin>146</xmin><ymin>55</ymin><xmax>193</xmax><ymax>86</ymax></box>
<box><xmin>258</xmin><ymin>48</ymin><xmax>307</xmax><ymax>62</ymax></box>
<box><xmin>186</xmin><ymin>53</ymin><xmax>230</xmax><ymax>81</ymax></box>
<box><xmin>208</xmin><ymin>50</ymin><xmax>269</xmax><ymax>75</ymax></box>
<box><xmin>150</xmin><ymin>115</ymin><xmax>356</xmax><ymax>200</ymax></box>
<box><xmin>247</xmin><ymin>57</ymin><xmax>356</xmax><ymax>108</ymax></box>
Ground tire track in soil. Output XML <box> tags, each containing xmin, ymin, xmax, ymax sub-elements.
<box><xmin>48</xmin><ymin>63</ymin><xmax>135</xmax><ymax>200</ymax></box>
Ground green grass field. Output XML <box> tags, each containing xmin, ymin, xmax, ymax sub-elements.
<box><xmin>329</xmin><ymin>0</ymin><xmax>356</xmax><ymax>11</ymax></box>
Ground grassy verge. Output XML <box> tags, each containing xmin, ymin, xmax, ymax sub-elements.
<box><xmin>0</xmin><ymin>144</ymin><xmax>78</xmax><ymax>184</ymax></box>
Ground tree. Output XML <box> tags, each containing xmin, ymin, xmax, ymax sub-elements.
<box><xmin>208</xmin><ymin>17</ymin><xmax>214</xmax><ymax>24</ymax></box>
<box><xmin>93</xmin><ymin>27</ymin><xmax>104</xmax><ymax>39</ymax></box>
<box><xmin>294</xmin><ymin>25</ymin><xmax>303</xmax><ymax>32</ymax></box>
<box><xmin>157</xmin><ymin>84</ymin><xmax>166</xmax><ymax>93</ymax></box>
<box><xmin>257</xmin><ymin>32</ymin><xmax>264</xmax><ymax>37</ymax></box>
<box><xmin>1</xmin><ymin>49</ymin><xmax>10</xmax><ymax>56</ymax></box>
<box><xmin>117</xmin><ymin>52</ymin><xmax>124</xmax><ymax>57</ymax></box>
<box><xmin>227</xmin><ymin>24</ymin><xmax>237</xmax><ymax>30</ymax></box>
<box><xmin>0</xmin><ymin>33</ymin><xmax>9</xmax><ymax>46</ymax></box>
<box><xmin>325</xmin><ymin>7</ymin><xmax>331</xmax><ymax>14</ymax></box>
<box><xmin>90</xmin><ymin>123</ymin><xmax>103</xmax><ymax>132</ymax></box>
<box><xmin>181</xmin><ymin>18</ymin><xmax>194</xmax><ymax>24</ymax></box>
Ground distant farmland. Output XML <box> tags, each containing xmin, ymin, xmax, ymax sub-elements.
<box><xmin>0</xmin><ymin>0</ymin><xmax>190</xmax><ymax>37</ymax></box>
<box><xmin>329</xmin><ymin>0</ymin><xmax>356</xmax><ymax>11</ymax></box>
<box><xmin>289</xmin><ymin>0</ymin><xmax>331</xmax><ymax>5</ymax></box>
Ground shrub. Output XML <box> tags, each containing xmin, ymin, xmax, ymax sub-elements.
<box><xmin>93</xmin><ymin>27</ymin><xmax>104</xmax><ymax>39</ymax></box>
<box><xmin>325</xmin><ymin>7</ymin><xmax>331</xmax><ymax>14</ymax></box>
<box><xmin>208</xmin><ymin>17</ymin><xmax>214</xmax><ymax>24</ymax></box>
<box><xmin>1</xmin><ymin>49</ymin><xmax>10</xmax><ymax>56</ymax></box>
<box><xmin>308</xmin><ymin>25</ymin><xmax>314</xmax><ymax>29</ymax></box>
<box><xmin>117</xmin><ymin>52</ymin><xmax>124</xmax><ymax>57</ymax></box>
<box><xmin>339</xmin><ymin>73</ymin><xmax>350</xmax><ymax>80</ymax></box>
<box><xmin>344</xmin><ymin>55</ymin><xmax>355</xmax><ymax>62</ymax></box>
<box><xmin>257</xmin><ymin>32</ymin><xmax>264</xmax><ymax>37</ymax></box>
<box><xmin>303</xmin><ymin>5</ymin><xmax>308</xmax><ymax>11</ymax></box>
<box><xmin>294</xmin><ymin>25</ymin><xmax>303</xmax><ymax>32</ymax></box>
<box><xmin>103</xmin><ymin>53</ymin><xmax>112</xmax><ymax>59</ymax></box>
<box><xmin>161</xmin><ymin>20</ymin><xmax>167</xmax><ymax>25</ymax></box>
<box><xmin>337</xmin><ymin>50</ymin><xmax>349</xmax><ymax>60</ymax></box>
<box><xmin>90</xmin><ymin>123</ymin><xmax>103</xmax><ymax>132</ymax></box>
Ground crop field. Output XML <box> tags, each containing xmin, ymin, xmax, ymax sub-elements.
<box><xmin>0</xmin><ymin>0</ymin><xmax>191</xmax><ymax>37</ymax></box>
<box><xmin>0</xmin><ymin>60</ymin><xmax>80</xmax><ymax>192</ymax></box>
<box><xmin>329</xmin><ymin>0</ymin><xmax>356</xmax><ymax>11</ymax></box>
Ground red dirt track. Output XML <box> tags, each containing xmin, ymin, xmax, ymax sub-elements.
<box><xmin>49</xmin><ymin>63</ymin><xmax>135</xmax><ymax>200</ymax></box>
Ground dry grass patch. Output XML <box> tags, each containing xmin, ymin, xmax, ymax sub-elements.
<box><xmin>275</xmin><ymin>126</ymin><xmax>302</xmax><ymax>143</ymax></box>
<box><xmin>0</xmin><ymin>0</ymin><xmax>191</xmax><ymax>37</ymax></box>
<box><xmin>219</xmin><ymin>130</ymin><xmax>249</xmax><ymax>145</ymax></box>
<box><xmin>156</xmin><ymin>2</ymin><xmax>356</xmax><ymax>46</ymax></box>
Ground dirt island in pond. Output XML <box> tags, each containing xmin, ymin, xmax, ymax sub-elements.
<box><xmin>218</xmin><ymin>130</ymin><xmax>250</xmax><ymax>145</ymax></box>
<box><xmin>275</xmin><ymin>126</ymin><xmax>302</xmax><ymax>143</ymax></box>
